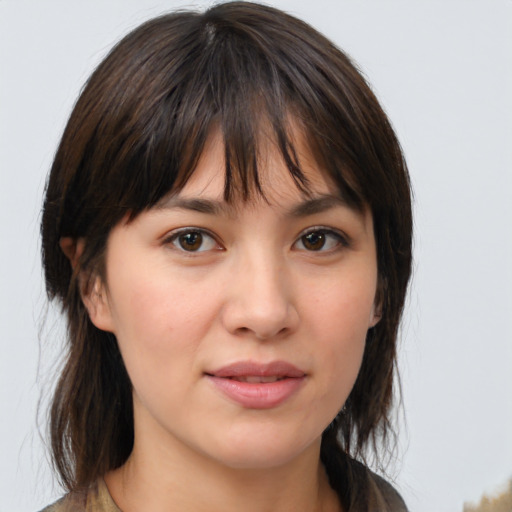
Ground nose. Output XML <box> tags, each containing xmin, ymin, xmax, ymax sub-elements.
<box><xmin>221</xmin><ymin>252</ymin><xmax>299</xmax><ymax>340</ymax></box>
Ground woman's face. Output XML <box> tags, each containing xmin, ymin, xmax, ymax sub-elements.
<box><xmin>89</xmin><ymin>130</ymin><xmax>379</xmax><ymax>470</ymax></box>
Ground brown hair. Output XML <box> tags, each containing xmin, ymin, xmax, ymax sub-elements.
<box><xmin>41</xmin><ymin>1</ymin><xmax>412</xmax><ymax>508</ymax></box>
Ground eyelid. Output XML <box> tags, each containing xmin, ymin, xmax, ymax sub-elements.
<box><xmin>293</xmin><ymin>226</ymin><xmax>350</xmax><ymax>251</ymax></box>
<box><xmin>162</xmin><ymin>227</ymin><xmax>223</xmax><ymax>253</ymax></box>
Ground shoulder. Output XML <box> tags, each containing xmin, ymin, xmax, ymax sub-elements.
<box><xmin>38</xmin><ymin>491</ymin><xmax>86</xmax><ymax>512</ymax></box>
<box><xmin>322</xmin><ymin>445</ymin><xmax>408</xmax><ymax>512</ymax></box>
<box><xmin>367</xmin><ymin>470</ymin><xmax>408</xmax><ymax>512</ymax></box>
<box><xmin>37</xmin><ymin>479</ymin><xmax>120</xmax><ymax>512</ymax></box>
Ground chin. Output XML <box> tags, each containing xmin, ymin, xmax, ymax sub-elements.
<box><xmin>204</xmin><ymin>427</ymin><xmax>320</xmax><ymax>471</ymax></box>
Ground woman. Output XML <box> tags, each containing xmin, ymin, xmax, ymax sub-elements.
<box><xmin>40</xmin><ymin>2</ymin><xmax>412</xmax><ymax>511</ymax></box>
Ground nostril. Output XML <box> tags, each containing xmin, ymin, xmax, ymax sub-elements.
<box><xmin>233</xmin><ymin>325</ymin><xmax>287</xmax><ymax>340</ymax></box>
<box><xmin>221</xmin><ymin>292</ymin><xmax>299</xmax><ymax>340</ymax></box>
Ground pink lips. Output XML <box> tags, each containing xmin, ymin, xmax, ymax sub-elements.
<box><xmin>206</xmin><ymin>361</ymin><xmax>306</xmax><ymax>409</ymax></box>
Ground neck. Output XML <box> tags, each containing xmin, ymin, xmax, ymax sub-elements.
<box><xmin>105</xmin><ymin>431</ymin><xmax>340</xmax><ymax>512</ymax></box>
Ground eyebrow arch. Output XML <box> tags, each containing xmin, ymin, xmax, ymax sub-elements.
<box><xmin>288</xmin><ymin>195</ymin><xmax>354</xmax><ymax>217</ymax></box>
<box><xmin>157</xmin><ymin>194</ymin><xmax>355</xmax><ymax>217</ymax></box>
<box><xmin>156</xmin><ymin>197</ymin><xmax>227</xmax><ymax>215</ymax></box>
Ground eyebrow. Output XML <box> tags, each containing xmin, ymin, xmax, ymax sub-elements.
<box><xmin>287</xmin><ymin>195</ymin><xmax>353</xmax><ymax>217</ymax></box>
<box><xmin>156</xmin><ymin>197</ymin><xmax>228</xmax><ymax>215</ymax></box>
<box><xmin>157</xmin><ymin>194</ymin><xmax>353</xmax><ymax>217</ymax></box>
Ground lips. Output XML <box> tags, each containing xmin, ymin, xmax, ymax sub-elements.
<box><xmin>231</xmin><ymin>375</ymin><xmax>285</xmax><ymax>383</ymax></box>
<box><xmin>205</xmin><ymin>361</ymin><xmax>306</xmax><ymax>409</ymax></box>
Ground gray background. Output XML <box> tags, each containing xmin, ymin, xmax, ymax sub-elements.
<box><xmin>1</xmin><ymin>1</ymin><xmax>511</xmax><ymax>511</ymax></box>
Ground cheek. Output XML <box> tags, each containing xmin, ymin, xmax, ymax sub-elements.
<box><xmin>303</xmin><ymin>273</ymin><xmax>376</xmax><ymax>399</ymax></box>
<box><xmin>307</xmin><ymin>272</ymin><xmax>377</xmax><ymax>343</ymax></box>
<box><xmin>106</xmin><ymin>268</ymin><xmax>223</xmax><ymax>385</ymax></box>
<box><xmin>106</xmin><ymin>272</ymin><xmax>224</xmax><ymax>415</ymax></box>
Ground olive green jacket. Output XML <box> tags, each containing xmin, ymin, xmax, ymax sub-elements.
<box><xmin>40</xmin><ymin>473</ymin><xmax>407</xmax><ymax>512</ymax></box>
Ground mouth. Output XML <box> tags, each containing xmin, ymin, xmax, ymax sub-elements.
<box><xmin>205</xmin><ymin>361</ymin><xmax>306</xmax><ymax>409</ymax></box>
<box><xmin>206</xmin><ymin>360</ymin><xmax>306</xmax><ymax>380</ymax></box>
<box><xmin>225</xmin><ymin>375</ymin><xmax>287</xmax><ymax>383</ymax></box>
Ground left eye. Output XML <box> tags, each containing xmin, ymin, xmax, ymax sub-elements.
<box><xmin>293</xmin><ymin>229</ymin><xmax>345</xmax><ymax>252</ymax></box>
<box><xmin>168</xmin><ymin>229</ymin><xmax>219</xmax><ymax>252</ymax></box>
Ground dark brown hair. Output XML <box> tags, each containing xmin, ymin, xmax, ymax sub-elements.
<box><xmin>41</xmin><ymin>2</ymin><xmax>412</xmax><ymax>508</ymax></box>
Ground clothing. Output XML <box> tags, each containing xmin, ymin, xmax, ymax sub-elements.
<box><xmin>364</xmin><ymin>471</ymin><xmax>409</xmax><ymax>511</ymax></box>
<box><xmin>39</xmin><ymin>467</ymin><xmax>407</xmax><ymax>512</ymax></box>
<box><xmin>321</xmin><ymin>447</ymin><xmax>409</xmax><ymax>512</ymax></box>
<box><xmin>40</xmin><ymin>479</ymin><xmax>119</xmax><ymax>512</ymax></box>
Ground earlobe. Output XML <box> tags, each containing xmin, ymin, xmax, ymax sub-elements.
<box><xmin>59</xmin><ymin>237</ymin><xmax>115</xmax><ymax>333</ymax></box>
<box><xmin>60</xmin><ymin>237</ymin><xmax>85</xmax><ymax>269</ymax></box>
<box><xmin>82</xmin><ymin>276</ymin><xmax>115</xmax><ymax>332</ymax></box>
<box><xmin>369</xmin><ymin>277</ymin><xmax>385</xmax><ymax>328</ymax></box>
<box><xmin>369</xmin><ymin>303</ymin><xmax>382</xmax><ymax>328</ymax></box>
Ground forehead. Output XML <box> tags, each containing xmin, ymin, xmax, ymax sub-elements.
<box><xmin>173</xmin><ymin>128</ymin><xmax>338</xmax><ymax>208</ymax></box>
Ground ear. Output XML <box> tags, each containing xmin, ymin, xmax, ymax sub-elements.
<box><xmin>59</xmin><ymin>237</ymin><xmax>115</xmax><ymax>333</ymax></box>
<box><xmin>368</xmin><ymin>275</ymin><xmax>385</xmax><ymax>328</ymax></box>
<box><xmin>81</xmin><ymin>276</ymin><xmax>115</xmax><ymax>332</ymax></box>
<box><xmin>60</xmin><ymin>237</ymin><xmax>84</xmax><ymax>269</ymax></box>
<box><xmin>369</xmin><ymin>302</ymin><xmax>382</xmax><ymax>328</ymax></box>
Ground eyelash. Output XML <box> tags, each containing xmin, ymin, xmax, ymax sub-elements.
<box><xmin>163</xmin><ymin>226</ymin><xmax>349</xmax><ymax>254</ymax></box>
<box><xmin>293</xmin><ymin>227</ymin><xmax>349</xmax><ymax>253</ymax></box>
<box><xmin>164</xmin><ymin>228</ymin><xmax>221</xmax><ymax>253</ymax></box>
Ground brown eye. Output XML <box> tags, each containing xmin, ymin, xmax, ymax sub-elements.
<box><xmin>302</xmin><ymin>231</ymin><xmax>326</xmax><ymax>251</ymax></box>
<box><xmin>168</xmin><ymin>229</ymin><xmax>219</xmax><ymax>253</ymax></box>
<box><xmin>178</xmin><ymin>232</ymin><xmax>203</xmax><ymax>251</ymax></box>
<box><xmin>294</xmin><ymin>229</ymin><xmax>346</xmax><ymax>252</ymax></box>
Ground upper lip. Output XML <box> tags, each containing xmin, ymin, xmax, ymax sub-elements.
<box><xmin>206</xmin><ymin>360</ymin><xmax>306</xmax><ymax>378</ymax></box>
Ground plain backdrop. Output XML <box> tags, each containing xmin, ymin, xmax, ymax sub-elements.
<box><xmin>1</xmin><ymin>1</ymin><xmax>511</xmax><ymax>511</ymax></box>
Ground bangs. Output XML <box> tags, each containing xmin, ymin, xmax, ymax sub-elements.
<box><xmin>110</xmin><ymin>16</ymin><xmax>366</xmax><ymax>217</ymax></box>
<box><xmin>56</xmin><ymin>5</ymin><xmax>384</xmax><ymax>240</ymax></box>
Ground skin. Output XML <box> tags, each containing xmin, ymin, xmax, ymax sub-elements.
<box><xmin>81</xmin><ymin>130</ymin><xmax>379</xmax><ymax>512</ymax></box>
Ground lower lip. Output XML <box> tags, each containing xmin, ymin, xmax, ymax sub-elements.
<box><xmin>207</xmin><ymin>376</ymin><xmax>305</xmax><ymax>409</ymax></box>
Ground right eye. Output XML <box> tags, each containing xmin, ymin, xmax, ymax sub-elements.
<box><xmin>166</xmin><ymin>229</ymin><xmax>220</xmax><ymax>253</ymax></box>
<box><xmin>293</xmin><ymin>227</ymin><xmax>348</xmax><ymax>253</ymax></box>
